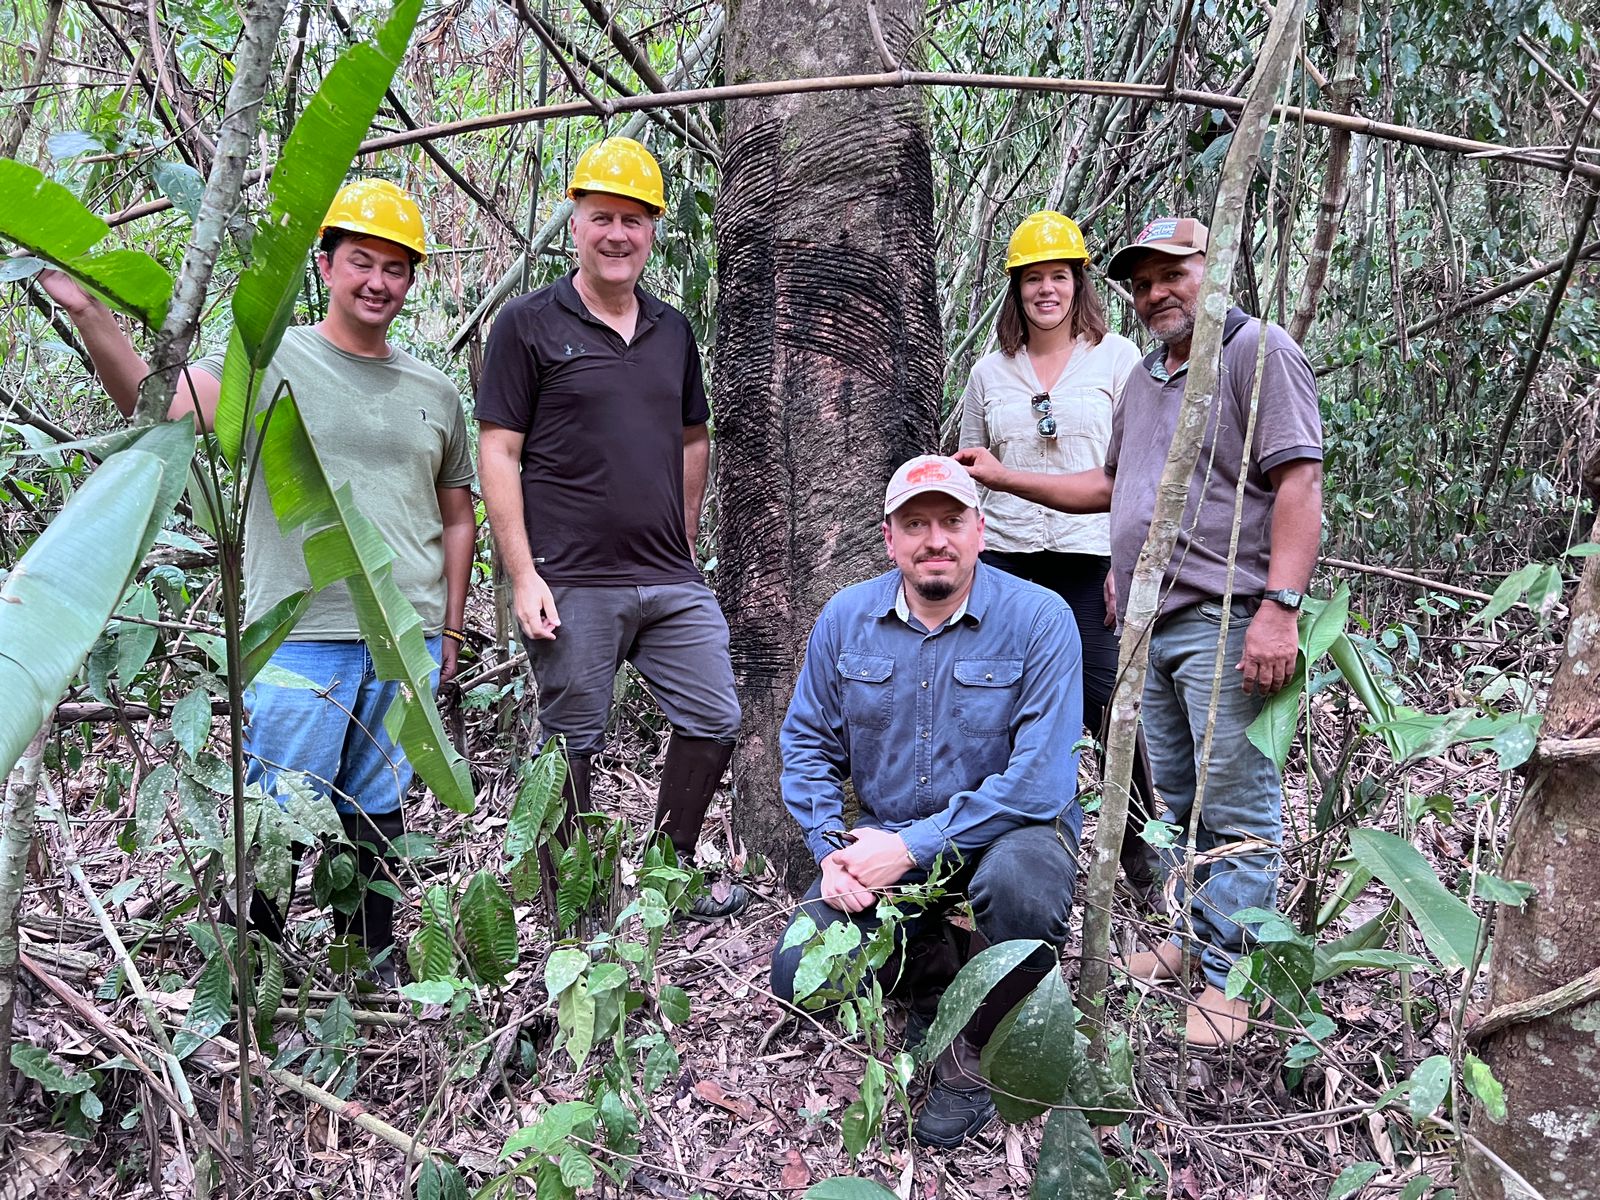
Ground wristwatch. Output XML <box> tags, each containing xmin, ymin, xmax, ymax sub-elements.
<box><xmin>1263</xmin><ymin>588</ymin><xmax>1304</xmax><ymax>611</ymax></box>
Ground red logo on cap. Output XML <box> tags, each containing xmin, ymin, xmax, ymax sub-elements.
<box><xmin>906</xmin><ymin>461</ymin><xmax>949</xmax><ymax>483</ymax></box>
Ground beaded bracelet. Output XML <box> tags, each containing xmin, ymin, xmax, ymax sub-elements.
<box><xmin>442</xmin><ymin>628</ymin><xmax>467</xmax><ymax>645</ymax></box>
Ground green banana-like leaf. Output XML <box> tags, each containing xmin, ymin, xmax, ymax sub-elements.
<box><xmin>213</xmin><ymin>0</ymin><xmax>423</xmax><ymax>466</ymax></box>
<box><xmin>0</xmin><ymin>159</ymin><xmax>173</xmax><ymax>328</ymax></box>
<box><xmin>1348</xmin><ymin>827</ymin><xmax>1481</xmax><ymax>970</ymax></box>
<box><xmin>257</xmin><ymin>389</ymin><xmax>473</xmax><ymax>813</ymax></box>
<box><xmin>0</xmin><ymin>421</ymin><xmax>195</xmax><ymax>779</ymax></box>
<box><xmin>240</xmin><ymin>589</ymin><xmax>313</xmax><ymax>685</ymax></box>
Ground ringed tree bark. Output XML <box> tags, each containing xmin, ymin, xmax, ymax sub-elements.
<box><xmin>1462</xmin><ymin>493</ymin><xmax>1600</xmax><ymax>1197</ymax></box>
<box><xmin>714</xmin><ymin>0</ymin><xmax>943</xmax><ymax>884</ymax></box>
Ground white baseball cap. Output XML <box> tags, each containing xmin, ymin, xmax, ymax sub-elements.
<box><xmin>884</xmin><ymin>455</ymin><xmax>980</xmax><ymax>515</ymax></box>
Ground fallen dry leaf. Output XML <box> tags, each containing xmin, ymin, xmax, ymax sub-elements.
<box><xmin>780</xmin><ymin>1148</ymin><xmax>811</xmax><ymax>1188</ymax></box>
<box><xmin>692</xmin><ymin>1078</ymin><xmax>757</xmax><ymax>1120</ymax></box>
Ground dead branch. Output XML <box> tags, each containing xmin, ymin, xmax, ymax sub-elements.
<box><xmin>102</xmin><ymin>64</ymin><xmax>1600</xmax><ymax>231</ymax></box>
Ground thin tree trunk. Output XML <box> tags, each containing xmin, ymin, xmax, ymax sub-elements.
<box><xmin>1462</xmin><ymin>493</ymin><xmax>1600</xmax><ymax>1198</ymax></box>
<box><xmin>1287</xmin><ymin>0</ymin><xmax>1360</xmax><ymax>342</ymax></box>
<box><xmin>0</xmin><ymin>0</ymin><xmax>64</xmax><ymax>159</ymax></box>
<box><xmin>716</xmin><ymin>0</ymin><xmax>944</xmax><ymax>884</ymax></box>
<box><xmin>131</xmin><ymin>0</ymin><xmax>293</xmax><ymax>426</ymax></box>
<box><xmin>0</xmin><ymin>724</ymin><xmax>47</xmax><ymax>1131</ymax></box>
<box><xmin>1077</xmin><ymin>0</ymin><xmax>1308</xmax><ymax>1034</ymax></box>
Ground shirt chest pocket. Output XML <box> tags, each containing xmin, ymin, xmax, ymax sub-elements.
<box><xmin>953</xmin><ymin>657</ymin><xmax>1024</xmax><ymax>737</ymax></box>
<box><xmin>837</xmin><ymin>652</ymin><xmax>894</xmax><ymax>731</ymax></box>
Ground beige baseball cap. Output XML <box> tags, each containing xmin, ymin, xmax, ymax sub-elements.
<box><xmin>1105</xmin><ymin>216</ymin><xmax>1210</xmax><ymax>279</ymax></box>
<box><xmin>884</xmin><ymin>455</ymin><xmax>980</xmax><ymax>515</ymax></box>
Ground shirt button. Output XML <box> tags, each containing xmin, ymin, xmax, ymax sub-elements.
<box><xmin>921</xmin><ymin>680</ymin><xmax>928</xmax><ymax>689</ymax></box>
<box><xmin>985</xmin><ymin>672</ymin><xmax>994</xmax><ymax>681</ymax></box>
<box><xmin>921</xmin><ymin>730</ymin><xmax>930</xmax><ymax>739</ymax></box>
<box><xmin>919</xmin><ymin>776</ymin><xmax>928</xmax><ymax>784</ymax></box>
<box><xmin>861</xmin><ymin>669</ymin><xmax>869</xmax><ymax>675</ymax></box>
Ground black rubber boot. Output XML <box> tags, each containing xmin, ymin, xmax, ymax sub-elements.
<box><xmin>655</xmin><ymin>735</ymin><xmax>748</xmax><ymax>921</ymax></box>
<box><xmin>225</xmin><ymin>842</ymin><xmax>303</xmax><ymax>943</ymax></box>
<box><xmin>334</xmin><ymin>809</ymin><xmax>405</xmax><ymax>986</ymax></box>
<box><xmin>540</xmin><ymin>755</ymin><xmax>592</xmax><ymax>927</ymax></box>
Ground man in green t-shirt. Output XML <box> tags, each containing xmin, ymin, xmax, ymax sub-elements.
<box><xmin>38</xmin><ymin>180</ymin><xmax>475</xmax><ymax>984</ymax></box>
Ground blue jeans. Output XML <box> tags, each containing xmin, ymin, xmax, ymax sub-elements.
<box><xmin>1143</xmin><ymin>601</ymin><xmax>1282</xmax><ymax>988</ymax></box>
<box><xmin>769</xmin><ymin>820</ymin><xmax>1078</xmax><ymax>1004</ymax></box>
<box><xmin>243</xmin><ymin>638</ymin><xmax>442</xmax><ymax>816</ymax></box>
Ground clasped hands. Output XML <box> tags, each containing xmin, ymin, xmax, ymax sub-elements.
<box><xmin>819</xmin><ymin>826</ymin><xmax>914</xmax><ymax>914</ymax></box>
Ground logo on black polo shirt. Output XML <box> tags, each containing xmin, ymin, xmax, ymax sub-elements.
<box><xmin>563</xmin><ymin>342</ymin><xmax>588</xmax><ymax>357</ymax></box>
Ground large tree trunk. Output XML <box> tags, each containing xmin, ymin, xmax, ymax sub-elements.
<box><xmin>714</xmin><ymin>0</ymin><xmax>943</xmax><ymax>884</ymax></box>
<box><xmin>1462</xmin><ymin>502</ymin><xmax>1600</xmax><ymax>1198</ymax></box>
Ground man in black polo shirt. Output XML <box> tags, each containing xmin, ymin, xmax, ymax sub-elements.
<box><xmin>477</xmin><ymin>137</ymin><xmax>747</xmax><ymax>922</ymax></box>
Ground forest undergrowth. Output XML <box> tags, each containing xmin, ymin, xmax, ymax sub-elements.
<box><xmin>3</xmin><ymin>567</ymin><xmax>1550</xmax><ymax>1199</ymax></box>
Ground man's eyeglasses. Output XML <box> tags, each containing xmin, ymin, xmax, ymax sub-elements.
<box><xmin>1032</xmin><ymin>392</ymin><xmax>1057</xmax><ymax>439</ymax></box>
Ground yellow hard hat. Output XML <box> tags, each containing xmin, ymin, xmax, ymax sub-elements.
<box><xmin>320</xmin><ymin>178</ymin><xmax>428</xmax><ymax>262</ymax></box>
<box><xmin>1004</xmin><ymin>210</ymin><xmax>1089</xmax><ymax>272</ymax></box>
<box><xmin>567</xmin><ymin>136</ymin><xmax>665</xmax><ymax>215</ymax></box>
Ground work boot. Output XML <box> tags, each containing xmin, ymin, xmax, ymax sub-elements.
<box><xmin>1186</xmin><ymin>984</ymin><xmax>1252</xmax><ymax>1047</ymax></box>
<box><xmin>334</xmin><ymin>809</ymin><xmax>405</xmax><ymax>987</ymax></box>
<box><xmin>540</xmin><ymin>755</ymin><xmax>593</xmax><ymax>928</ymax></box>
<box><xmin>1119</xmin><ymin>727</ymin><xmax>1165</xmax><ymax>910</ymax></box>
<box><xmin>655</xmin><ymin>735</ymin><xmax>748</xmax><ymax>921</ymax></box>
<box><xmin>913</xmin><ymin>1033</ymin><xmax>995</xmax><ymax>1148</ymax></box>
<box><xmin>1116</xmin><ymin>938</ymin><xmax>1188</xmax><ymax>985</ymax></box>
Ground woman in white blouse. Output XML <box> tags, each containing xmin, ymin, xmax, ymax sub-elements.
<box><xmin>958</xmin><ymin>209</ymin><xmax>1159</xmax><ymax>898</ymax></box>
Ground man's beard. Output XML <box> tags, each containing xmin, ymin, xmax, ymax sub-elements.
<box><xmin>911</xmin><ymin>576</ymin><xmax>957</xmax><ymax>602</ymax></box>
<box><xmin>1150</xmin><ymin>306</ymin><xmax>1196</xmax><ymax>346</ymax></box>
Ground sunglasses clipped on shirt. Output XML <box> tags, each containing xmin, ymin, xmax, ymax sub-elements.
<box><xmin>1032</xmin><ymin>392</ymin><xmax>1057</xmax><ymax>439</ymax></box>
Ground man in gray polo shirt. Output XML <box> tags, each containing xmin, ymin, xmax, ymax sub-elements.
<box><xmin>956</xmin><ymin>216</ymin><xmax>1323</xmax><ymax>1046</ymax></box>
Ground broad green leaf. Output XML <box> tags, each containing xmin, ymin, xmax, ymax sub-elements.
<box><xmin>805</xmin><ymin>1181</ymin><xmax>899</xmax><ymax>1200</ymax></box>
<box><xmin>1408</xmin><ymin>1054</ymin><xmax>1451</xmax><ymax>1121</ymax></box>
<box><xmin>558</xmin><ymin>984</ymin><xmax>597</xmax><ymax>1071</ymax></box>
<box><xmin>460</xmin><ymin>871</ymin><xmax>518</xmax><ymax>986</ymax></box>
<box><xmin>1525</xmin><ymin>563</ymin><xmax>1564</xmax><ymax>621</ymax></box>
<box><xmin>1303</xmin><ymin>585</ymin><xmax>1350</xmax><ymax>664</ymax></box>
<box><xmin>10</xmin><ymin>1045</ymin><xmax>93</xmax><ymax>1094</ymax></box>
<box><xmin>642</xmin><ymin>1038</ymin><xmax>680</xmax><ymax>1093</ymax></box>
<box><xmin>1399</xmin><ymin>1177</ymin><xmax>1437</xmax><ymax>1200</ymax></box>
<box><xmin>508</xmin><ymin>743</ymin><xmax>567</xmax><ymax>865</ymax></box>
<box><xmin>240</xmin><ymin>590</ymin><xmax>313</xmax><ymax>685</ymax></box>
<box><xmin>416</xmin><ymin>1161</ymin><xmax>468</xmax><ymax>1200</ymax></box>
<box><xmin>839</xmin><ymin>1098</ymin><xmax>875</xmax><ymax>1158</ymax></box>
<box><xmin>1314</xmin><ymin>949</ymin><xmax>1430</xmax><ymax>982</ymax></box>
<box><xmin>402</xmin><ymin>979</ymin><xmax>457</xmax><ymax>1005</ymax></box>
<box><xmin>0</xmin><ymin>159</ymin><xmax>172</xmax><ymax>327</ymax></box>
<box><xmin>0</xmin><ymin>450</ymin><xmax>162</xmax><ymax>779</ymax></box>
<box><xmin>1247</xmin><ymin>675</ymin><xmax>1302</xmax><ymax>771</ymax></box>
<box><xmin>658</xmin><ymin>984</ymin><xmax>690</xmax><ymax>1026</ymax></box>
<box><xmin>254</xmin><ymin>935</ymin><xmax>285</xmax><ymax>1046</ymax></box>
<box><xmin>178</xmin><ymin>773</ymin><xmax>224</xmax><ymax>851</ymax></box>
<box><xmin>1463</xmin><ymin>1054</ymin><xmax>1506</xmax><ymax>1121</ymax></box>
<box><xmin>171</xmin><ymin>687</ymin><xmax>213</xmax><ymax>758</ymax></box>
<box><xmin>135</xmin><ymin>764</ymin><xmax>176</xmax><ymax>850</ymax></box>
<box><xmin>114</xmin><ymin>587</ymin><xmax>159</xmax><ymax>684</ymax></box>
<box><xmin>979</xmin><ymin>969</ymin><xmax>1077</xmax><ymax>1121</ymax></box>
<box><xmin>1031</xmin><ymin>1105</ymin><xmax>1114</xmax><ymax>1198</ymax></box>
<box><xmin>1472</xmin><ymin>563</ymin><xmax>1543</xmax><ymax>627</ymax></box>
<box><xmin>257</xmin><ymin>390</ymin><xmax>472</xmax><ymax>812</ymax></box>
<box><xmin>151</xmin><ymin>160</ymin><xmax>205</xmax><ymax>221</ymax></box>
<box><xmin>1328</xmin><ymin>1161</ymin><xmax>1382</xmax><ymax>1200</ymax></box>
<box><xmin>1327</xmin><ymin>634</ymin><xmax>1399</xmax><ymax>751</ymax></box>
<box><xmin>545</xmin><ymin>949</ymin><xmax>589</xmax><ymax>998</ymax></box>
<box><xmin>408</xmin><ymin>884</ymin><xmax>457</xmax><ymax>982</ymax></box>
<box><xmin>174</xmin><ymin>952</ymin><xmax>234</xmax><ymax>1058</ymax></box>
<box><xmin>1471</xmin><ymin>873</ymin><xmax>1534</xmax><ymax>907</ymax></box>
<box><xmin>556</xmin><ymin>838</ymin><xmax>594</xmax><ymax>931</ymax></box>
<box><xmin>1485</xmin><ymin>716</ymin><xmax>1540</xmax><ymax>771</ymax></box>
<box><xmin>1348</xmin><ymin>828</ymin><xmax>1481</xmax><ymax>970</ymax></box>
<box><xmin>916</xmin><ymin>940</ymin><xmax>1044</xmax><ymax>1066</ymax></box>
<box><xmin>557</xmin><ymin>1149</ymin><xmax>595</xmax><ymax>1189</ymax></box>
<box><xmin>215</xmin><ymin>0</ymin><xmax>423</xmax><ymax>464</ymax></box>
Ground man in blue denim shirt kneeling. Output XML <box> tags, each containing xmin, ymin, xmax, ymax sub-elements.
<box><xmin>769</xmin><ymin>454</ymin><xmax>1084</xmax><ymax>1149</ymax></box>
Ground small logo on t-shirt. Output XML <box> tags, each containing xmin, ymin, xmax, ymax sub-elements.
<box><xmin>563</xmin><ymin>342</ymin><xmax>588</xmax><ymax>357</ymax></box>
<box><xmin>419</xmin><ymin>408</ymin><xmax>427</xmax><ymax>422</ymax></box>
